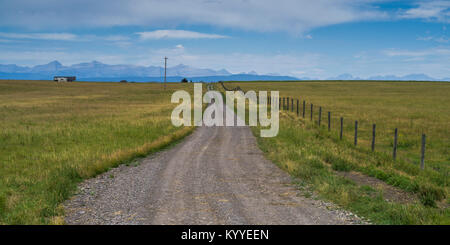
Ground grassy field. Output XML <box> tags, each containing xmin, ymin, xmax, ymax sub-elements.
<box><xmin>1</xmin><ymin>80</ymin><xmax>448</xmax><ymax>225</ymax></box>
<box><xmin>0</xmin><ymin>80</ymin><xmax>194</xmax><ymax>224</ymax></box>
<box><xmin>224</xmin><ymin>81</ymin><xmax>449</xmax><ymax>224</ymax></box>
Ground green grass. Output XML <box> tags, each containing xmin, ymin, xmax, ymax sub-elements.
<box><xmin>0</xmin><ymin>80</ymin><xmax>195</xmax><ymax>224</ymax></box>
<box><xmin>226</xmin><ymin>81</ymin><xmax>449</xmax><ymax>172</ymax></box>
<box><xmin>223</xmin><ymin>81</ymin><xmax>449</xmax><ymax>224</ymax></box>
<box><xmin>252</xmin><ymin>114</ymin><xmax>449</xmax><ymax>224</ymax></box>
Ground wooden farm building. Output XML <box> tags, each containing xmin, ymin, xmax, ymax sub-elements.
<box><xmin>54</xmin><ymin>76</ymin><xmax>76</xmax><ymax>82</ymax></box>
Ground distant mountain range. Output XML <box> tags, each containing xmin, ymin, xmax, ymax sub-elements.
<box><xmin>0</xmin><ymin>60</ymin><xmax>231</xmax><ymax>77</ymax></box>
<box><xmin>0</xmin><ymin>61</ymin><xmax>448</xmax><ymax>82</ymax></box>
<box><xmin>0</xmin><ymin>60</ymin><xmax>297</xmax><ymax>82</ymax></box>
<box><xmin>327</xmin><ymin>73</ymin><xmax>450</xmax><ymax>81</ymax></box>
<box><xmin>76</xmin><ymin>74</ymin><xmax>299</xmax><ymax>83</ymax></box>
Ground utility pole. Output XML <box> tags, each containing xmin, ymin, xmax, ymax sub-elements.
<box><xmin>164</xmin><ymin>56</ymin><xmax>168</xmax><ymax>90</ymax></box>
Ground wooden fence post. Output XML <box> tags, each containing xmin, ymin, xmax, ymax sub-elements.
<box><xmin>291</xmin><ymin>98</ymin><xmax>294</xmax><ymax>112</ymax></box>
<box><xmin>283</xmin><ymin>97</ymin><xmax>285</xmax><ymax>110</ymax></box>
<box><xmin>318</xmin><ymin>107</ymin><xmax>322</xmax><ymax>126</ymax></box>
<box><xmin>287</xmin><ymin>97</ymin><xmax>289</xmax><ymax>111</ymax></box>
<box><xmin>279</xmin><ymin>97</ymin><xmax>281</xmax><ymax>110</ymax></box>
<box><xmin>328</xmin><ymin>112</ymin><xmax>331</xmax><ymax>131</ymax></box>
<box><xmin>354</xmin><ymin>120</ymin><xmax>358</xmax><ymax>146</ymax></box>
<box><xmin>310</xmin><ymin>104</ymin><xmax>313</xmax><ymax>121</ymax></box>
<box><xmin>393</xmin><ymin>128</ymin><xmax>398</xmax><ymax>161</ymax></box>
<box><xmin>421</xmin><ymin>134</ymin><xmax>426</xmax><ymax>170</ymax></box>
<box><xmin>297</xmin><ymin>99</ymin><xmax>299</xmax><ymax>116</ymax></box>
<box><xmin>371</xmin><ymin>124</ymin><xmax>376</xmax><ymax>152</ymax></box>
<box><xmin>340</xmin><ymin>117</ymin><xmax>343</xmax><ymax>140</ymax></box>
<box><xmin>303</xmin><ymin>101</ymin><xmax>306</xmax><ymax>118</ymax></box>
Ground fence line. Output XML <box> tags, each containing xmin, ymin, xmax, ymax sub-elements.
<box><xmin>291</xmin><ymin>98</ymin><xmax>294</xmax><ymax>112</ymax></box>
<box><xmin>393</xmin><ymin>128</ymin><xmax>398</xmax><ymax>161</ymax></box>
<box><xmin>318</xmin><ymin>107</ymin><xmax>322</xmax><ymax>126</ymax></box>
<box><xmin>277</xmin><ymin>95</ymin><xmax>427</xmax><ymax>169</ymax></box>
<box><xmin>303</xmin><ymin>100</ymin><xmax>306</xmax><ymax>118</ymax></box>
<box><xmin>421</xmin><ymin>134</ymin><xmax>426</xmax><ymax>170</ymax></box>
<box><xmin>328</xmin><ymin>112</ymin><xmax>331</xmax><ymax>131</ymax></box>
<box><xmin>287</xmin><ymin>97</ymin><xmax>290</xmax><ymax>111</ymax></box>
<box><xmin>372</xmin><ymin>124</ymin><xmax>376</xmax><ymax>152</ymax></box>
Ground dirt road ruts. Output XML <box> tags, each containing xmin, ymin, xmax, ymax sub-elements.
<box><xmin>64</xmin><ymin>104</ymin><xmax>363</xmax><ymax>225</ymax></box>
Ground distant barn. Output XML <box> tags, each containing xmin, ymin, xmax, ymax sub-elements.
<box><xmin>54</xmin><ymin>76</ymin><xmax>76</xmax><ymax>82</ymax></box>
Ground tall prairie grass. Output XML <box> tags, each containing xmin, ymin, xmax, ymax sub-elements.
<box><xmin>0</xmin><ymin>80</ymin><xmax>194</xmax><ymax>224</ymax></box>
<box><xmin>226</xmin><ymin>81</ymin><xmax>449</xmax><ymax>175</ymax></box>
<box><xmin>224</xmin><ymin>81</ymin><xmax>449</xmax><ymax>224</ymax></box>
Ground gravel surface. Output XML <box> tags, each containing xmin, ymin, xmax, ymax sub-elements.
<box><xmin>64</xmin><ymin>105</ymin><xmax>365</xmax><ymax>225</ymax></box>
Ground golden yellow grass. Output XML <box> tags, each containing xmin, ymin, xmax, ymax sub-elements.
<box><xmin>0</xmin><ymin>80</ymin><xmax>194</xmax><ymax>224</ymax></box>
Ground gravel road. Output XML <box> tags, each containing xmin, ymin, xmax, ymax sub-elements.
<box><xmin>64</xmin><ymin>104</ymin><xmax>363</xmax><ymax>225</ymax></box>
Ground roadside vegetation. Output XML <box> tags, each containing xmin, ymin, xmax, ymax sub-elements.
<box><xmin>224</xmin><ymin>81</ymin><xmax>449</xmax><ymax>224</ymax></box>
<box><xmin>0</xmin><ymin>80</ymin><xmax>194</xmax><ymax>224</ymax></box>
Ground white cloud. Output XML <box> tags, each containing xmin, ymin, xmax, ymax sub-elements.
<box><xmin>417</xmin><ymin>35</ymin><xmax>449</xmax><ymax>43</ymax></box>
<box><xmin>103</xmin><ymin>35</ymin><xmax>130</xmax><ymax>41</ymax></box>
<box><xmin>0</xmin><ymin>50</ymin><xmax>129</xmax><ymax>66</ymax></box>
<box><xmin>0</xmin><ymin>32</ymin><xmax>77</xmax><ymax>40</ymax></box>
<box><xmin>136</xmin><ymin>45</ymin><xmax>324</xmax><ymax>77</ymax></box>
<box><xmin>383</xmin><ymin>48</ymin><xmax>450</xmax><ymax>57</ymax></box>
<box><xmin>136</xmin><ymin>30</ymin><xmax>228</xmax><ymax>40</ymax></box>
<box><xmin>0</xmin><ymin>0</ymin><xmax>386</xmax><ymax>34</ymax></box>
<box><xmin>435</xmin><ymin>37</ymin><xmax>449</xmax><ymax>43</ymax></box>
<box><xmin>400</xmin><ymin>1</ymin><xmax>450</xmax><ymax>23</ymax></box>
<box><xmin>0</xmin><ymin>39</ymin><xmax>14</xmax><ymax>43</ymax></box>
<box><xmin>417</xmin><ymin>36</ymin><xmax>434</xmax><ymax>41</ymax></box>
<box><xmin>0</xmin><ymin>32</ymin><xmax>136</xmax><ymax>45</ymax></box>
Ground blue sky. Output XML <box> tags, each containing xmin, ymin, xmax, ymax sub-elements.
<box><xmin>0</xmin><ymin>0</ymin><xmax>449</xmax><ymax>79</ymax></box>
